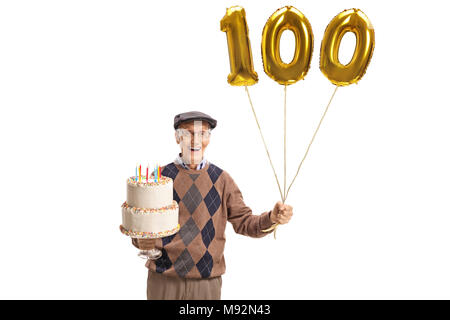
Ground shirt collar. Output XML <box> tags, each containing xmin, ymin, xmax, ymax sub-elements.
<box><xmin>175</xmin><ymin>153</ymin><xmax>208</xmax><ymax>170</ymax></box>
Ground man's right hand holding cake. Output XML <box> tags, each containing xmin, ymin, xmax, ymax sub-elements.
<box><xmin>124</xmin><ymin>111</ymin><xmax>293</xmax><ymax>300</ymax></box>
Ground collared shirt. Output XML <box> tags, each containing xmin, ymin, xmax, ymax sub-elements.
<box><xmin>174</xmin><ymin>152</ymin><xmax>208</xmax><ymax>170</ymax></box>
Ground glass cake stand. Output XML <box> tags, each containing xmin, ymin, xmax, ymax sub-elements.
<box><xmin>120</xmin><ymin>224</ymin><xmax>180</xmax><ymax>261</ymax></box>
<box><xmin>137</xmin><ymin>244</ymin><xmax>162</xmax><ymax>260</ymax></box>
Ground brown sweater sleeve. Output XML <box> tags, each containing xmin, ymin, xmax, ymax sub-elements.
<box><xmin>223</xmin><ymin>171</ymin><xmax>274</xmax><ymax>238</ymax></box>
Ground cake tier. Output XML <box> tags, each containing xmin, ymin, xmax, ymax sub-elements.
<box><xmin>121</xmin><ymin>200</ymin><xmax>179</xmax><ymax>239</ymax></box>
<box><xmin>127</xmin><ymin>175</ymin><xmax>173</xmax><ymax>208</ymax></box>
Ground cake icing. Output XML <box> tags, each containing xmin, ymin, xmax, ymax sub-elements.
<box><xmin>126</xmin><ymin>176</ymin><xmax>173</xmax><ymax>208</ymax></box>
<box><xmin>121</xmin><ymin>175</ymin><xmax>179</xmax><ymax>239</ymax></box>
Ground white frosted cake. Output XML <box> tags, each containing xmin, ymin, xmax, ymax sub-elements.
<box><xmin>120</xmin><ymin>175</ymin><xmax>179</xmax><ymax>239</ymax></box>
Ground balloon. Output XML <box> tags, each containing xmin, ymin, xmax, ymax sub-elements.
<box><xmin>261</xmin><ymin>6</ymin><xmax>314</xmax><ymax>85</ymax></box>
<box><xmin>220</xmin><ymin>6</ymin><xmax>258</xmax><ymax>86</ymax></box>
<box><xmin>320</xmin><ymin>9</ymin><xmax>375</xmax><ymax>86</ymax></box>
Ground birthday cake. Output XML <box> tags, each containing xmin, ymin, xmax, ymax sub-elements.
<box><xmin>120</xmin><ymin>175</ymin><xmax>180</xmax><ymax>239</ymax></box>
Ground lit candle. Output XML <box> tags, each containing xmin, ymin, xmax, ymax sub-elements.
<box><xmin>135</xmin><ymin>165</ymin><xmax>138</xmax><ymax>182</ymax></box>
<box><xmin>154</xmin><ymin>166</ymin><xmax>157</xmax><ymax>182</ymax></box>
<box><xmin>146</xmin><ymin>165</ymin><xmax>149</xmax><ymax>183</ymax></box>
<box><xmin>157</xmin><ymin>164</ymin><xmax>160</xmax><ymax>182</ymax></box>
<box><xmin>139</xmin><ymin>165</ymin><xmax>141</xmax><ymax>183</ymax></box>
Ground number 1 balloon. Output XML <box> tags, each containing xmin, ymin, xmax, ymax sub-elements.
<box><xmin>220</xmin><ymin>6</ymin><xmax>258</xmax><ymax>86</ymax></box>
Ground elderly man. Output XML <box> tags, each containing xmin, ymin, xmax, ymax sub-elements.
<box><xmin>133</xmin><ymin>111</ymin><xmax>293</xmax><ymax>300</ymax></box>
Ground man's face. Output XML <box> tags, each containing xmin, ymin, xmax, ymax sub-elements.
<box><xmin>175</xmin><ymin>120</ymin><xmax>211</xmax><ymax>165</ymax></box>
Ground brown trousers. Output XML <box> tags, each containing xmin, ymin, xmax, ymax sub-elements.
<box><xmin>147</xmin><ymin>270</ymin><xmax>222</xmax><ymax>300</ymax></box>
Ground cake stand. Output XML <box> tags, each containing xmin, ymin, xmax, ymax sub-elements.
<box><xmin>120</xmin><ymin>224</ymin><xmax>180</xmax><ymax>260</ymax></box>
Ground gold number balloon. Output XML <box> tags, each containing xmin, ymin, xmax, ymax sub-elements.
<box><xmin>320</xmin><ymin>9</ymin><xmax>375</xmax><ymax>86</ymax></box>
<box><xmin>220</xmin><ymin>6</ymin><xmax>258</xmax><ymax>86</ymax></box>
<box><xmin>261</xmin><ymin>6</ymin><xmax>314</xmax><ymax>85</ymax></box>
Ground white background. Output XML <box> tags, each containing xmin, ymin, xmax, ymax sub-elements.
<box><xmin>1</xmin><ymin>0</ymin><xmax>449</xmax><ymax>299</ymax></box>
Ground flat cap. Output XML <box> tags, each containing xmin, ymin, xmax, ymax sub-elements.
<box><xmin>174</xmin><ymin>111</ymin><xmax>217</xmax><ymax>130</ymax></box>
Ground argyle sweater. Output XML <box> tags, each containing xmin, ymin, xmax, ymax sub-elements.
<box><xmin>132</xmin><ymin>161</ymin><xmax>274</xmax><ymax>279</ymax></box>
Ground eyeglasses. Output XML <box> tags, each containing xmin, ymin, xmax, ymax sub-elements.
<box><xmin>176</xmin><ymin>128</ymin><xmax>211</xmax><ymax>139</ymax></box>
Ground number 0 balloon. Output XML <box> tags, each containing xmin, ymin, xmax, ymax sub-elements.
<box><xmin>262</xmin><ymin>6</ymin><xmax>314</xmax><ymax>85</ymax></box>
<box><xmin>320</xmin><ymin>9</ymin><xmax>375</xmax><ymax>86</ymax></box>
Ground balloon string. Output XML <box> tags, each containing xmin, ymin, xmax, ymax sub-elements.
<box><xmin>283</xmin><ymin>84</ymin><xmax>287</xmax><ymax>202</ymax></box>
<box><xmin>261</xmin><ymin>84</ymin><xmax>288</xmax><ymax>239</ymax></box>
<box><xmin>244</xmin><ymin>86</ymin><xmax>284</xmax><ymax>202</ymax></box>
<box><xmin>285</xmin><ymin>86</ymin><xmax>339</xmax><ymax>201</ymax></box>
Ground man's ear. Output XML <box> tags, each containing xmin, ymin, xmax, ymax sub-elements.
<box><xmin>175</xmin><ymin>131</ymin><xmax>180</xmax><ymax>144</ymax></box>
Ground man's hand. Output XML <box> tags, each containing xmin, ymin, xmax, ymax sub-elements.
<box><xmin>270</xmin><ymin>201</ymin><xmax>293</xmax><ymax>224</ymax></box>
<box><xmin>136</xmin><ymin>238</ymin><xmax>157</xmax><ymax>250</ymax></box>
